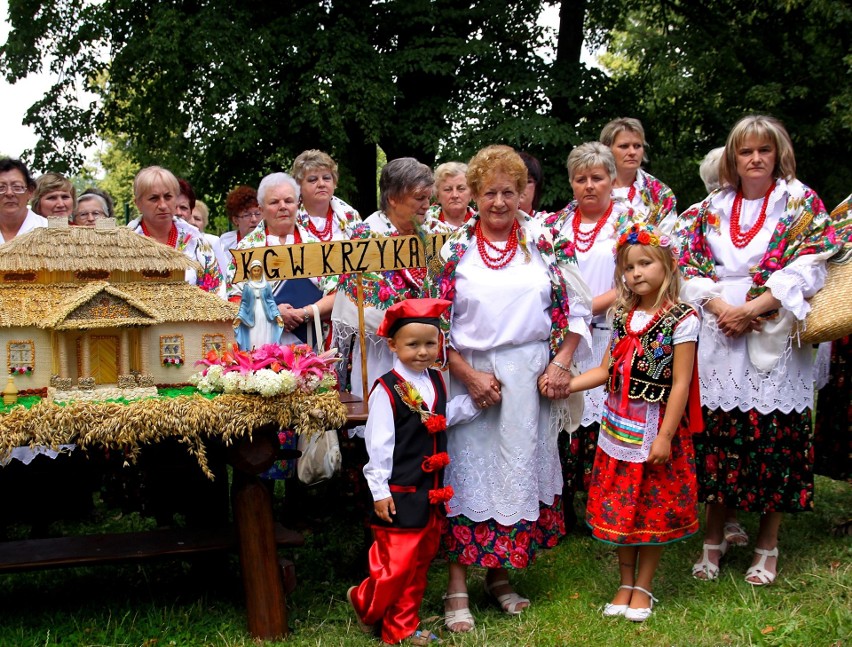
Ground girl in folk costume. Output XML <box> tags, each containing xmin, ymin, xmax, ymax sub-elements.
<box><xmin>347</xmin><ymin>298</ymin><xmax>479</xmax><ymax>645</ymax></box>
<box><xmin>569</xmin><ymin>223</ymin><xmax>702</xmax><ymax>622</ymax></box>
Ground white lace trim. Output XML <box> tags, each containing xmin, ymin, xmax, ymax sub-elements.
<box><xmin>765</xmin><ymin>270</ymin><xmax>810</xmax><ymax>320</ymax></box>
<box><xmin>597</xmin><ymin>401</ymin><xmax>660</xmax><ymax>463</ymax></box>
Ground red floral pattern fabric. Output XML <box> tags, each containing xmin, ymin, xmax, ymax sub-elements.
<box><xmin>441</xmin><ymin>498</ymin><xmax>565</xmax><ymax>568</ymax></box>
<box><xmin>694</xmin><ymin>407</ymin><xmax>815</xmax><ymax>512</ymax></box>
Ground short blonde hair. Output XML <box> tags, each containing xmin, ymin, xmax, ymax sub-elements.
<box><xmin>32</xmin><ymin>172</ymin><xmax>76</xmax><ymax>215</ymax></box>
<box><xmin>291</xmin><ymin>149</ymin><xmax>339</xmax><ymax>185</ymax></box>
<box><xmin>600</xmin><ymin>117</ymin><xmax>649</xmax><ymax>163</ymax></box>
<box><xmin>718</xmin><ymin>114</ymin><xmax>796</xmax><ymax>188</ymax></box>
<box><xmin>133</xmin><ymin>166</ymin><xmax>179</xmax><ymax>202</ymax></box>
<box><xmin>433</xmin><ymin>161</ymin><xmax>468</xmax><ymax>188</ymax></box>
<box><xmin>193</xmin><ymin>200</ymin><xmax>210</xmax><ymax>228</ymax></box>
<box><xmin>567</xmin><ymin>142</ymin><xmax>616</xmax><ymax>182</ymax></box>
<box><xmin>466</xmin><ymin>145</ymin><xmax>527</xmax><ymax>197</ymax></box>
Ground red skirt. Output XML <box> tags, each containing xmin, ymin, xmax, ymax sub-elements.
<box><xmin>586</xmin><ymin>429</ymin><xmax>698</xmax><ymax>545</ymax></box>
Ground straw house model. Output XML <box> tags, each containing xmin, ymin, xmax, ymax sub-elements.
<box><xmin>0</xmin><ymin>218</ymin><xmax>237</xmax><ymax>390</ymax></box>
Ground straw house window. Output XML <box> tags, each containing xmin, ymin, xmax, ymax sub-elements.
<box><xmin>7</xmin><ymin>340</ymin><xmax>34</xmax><ymax>375</ymax></box>
<box><xmin>202</xmin><ymin>334</ymin><xmax>226</xmax><ymax>355</ymax></box>
<box><xmin>160</xmin><ymin>335</ymin><xmax>184</xmax><ymax>366</ymax></box>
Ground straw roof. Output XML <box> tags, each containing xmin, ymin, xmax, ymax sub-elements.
<box><xmin>0</xmin><ymin>225</ymin><xmax>201</xmax><ymax>273</ymax></box>
<box><xmin>0</xmin><ymin>282</ymin><xmax>237</xmax><ymax>330</ymax></box>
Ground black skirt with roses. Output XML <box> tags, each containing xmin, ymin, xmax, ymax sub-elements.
<box><xmin>693</xmin><ymin>406</ymin><xmax>814</xmax><ymax>513</ymax></box>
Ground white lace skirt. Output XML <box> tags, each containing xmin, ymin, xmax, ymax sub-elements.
<box><xmin>445</xmin><ymin>340</ymin><xmax>562</xmax><ymax>526</ymax></box>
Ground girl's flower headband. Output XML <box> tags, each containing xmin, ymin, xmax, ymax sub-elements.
<box><xmin>615</xmin><ymin>222</ymin><xmax>678</xmax><ymax>254</ymax></box>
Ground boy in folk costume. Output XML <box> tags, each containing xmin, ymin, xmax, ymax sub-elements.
<box><xmin>347</xmin><ymin>298</ymin><xmax>479</xmax><ymax>645</ymax></box>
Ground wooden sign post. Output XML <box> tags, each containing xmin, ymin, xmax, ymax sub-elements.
<box><xmin>230</xmin><ymin>234</ymin><xmax>448</xmax><ymax>403</ymax></box>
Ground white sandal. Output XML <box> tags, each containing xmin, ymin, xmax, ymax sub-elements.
<box><xmin>723</xmin><ymin>521</ymin><xmax>749</xmax><ymax>547</ymax></box>
<box><xmin>443</xmin><ymin>592</ymin><xmax>475</xmax><ymax>633</ymax></box>
<box><xmin>602</xmin><ymin>585</ymin><xmax>633</xmax><ymax>617</ymax></box>
<box><xmin>692</xmin><ymin>539</ymin><xmax>728</xmax><ymax>580</ymax></box>
<box><xmin>624</xmin><ymin>586</ymin><xmax>657</xmax><ymax>622</ymax></box>
<box><xmin>485</xmin><ymin>578</ymin><xmax>530</xmax><ymax>615</ymax></box>
<box><xmin>745</xmin><ymin>547</ymin><xmax>778</xmax><ymax>586</ymax></box>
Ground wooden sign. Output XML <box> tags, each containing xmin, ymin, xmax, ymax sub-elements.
<box><xmin>230</xmin><ymin>233</ymin><xmax>449</xmax><ymax>283</ymax></box>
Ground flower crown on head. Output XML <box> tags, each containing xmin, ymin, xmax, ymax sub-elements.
<box><xmin>615</xmin><ymin>222</ymin><xmax>678</xmax><ymax>255</ymax></box>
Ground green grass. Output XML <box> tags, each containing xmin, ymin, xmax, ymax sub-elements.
<box><xmin>0</xmin><ymin>477</ymin><xmax>849</xmax><ymax>646</ymax></box>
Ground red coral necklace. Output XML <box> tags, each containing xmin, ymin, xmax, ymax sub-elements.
<box><xmin>305</xmin><ymin>204</ymin><xmax>334</xmax><ymax>241</ymax></box>
<box><xmin>573</xmin><ymin>201</ymin><xmax>613</xmax><ymax>253</ymax></box>
<box><xmin>476</xmin><ymin>219</ymin><xmax>519</xmax><ymax>270</ymax></box>
<box><xmin>627</xmin><ymin>186</ymin><xmax>637</xmax><ymax>203</ymax></box>
<box><xmin>730</xmin><ymin>185</ymin><xmax>773</xmax><ymax>249</ymax></box>
<box><xmin>141</xmin><ymin>220</ymin><xmax>178</xmax><ymax>247</ymax></box>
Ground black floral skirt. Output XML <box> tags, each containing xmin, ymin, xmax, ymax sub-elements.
<box><xmin>814</xmin><ymin>337</ymin><xmax>851</xmax><ymax>482</ymax></box>
<box><xmin>693</xmin><ymin>406</ymin><xmax>814</xmax><ymax>513</ymax></box>
<box><xmin>558</xmin><ymin>423</ymin><xmax>599</xmax><ymax>496</ymax></box>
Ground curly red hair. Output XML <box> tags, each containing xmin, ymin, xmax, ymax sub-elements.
<box><xmin>225</xmin><ymin>185</ymin><xmax>259</xmax><ymax>221</ymax></box>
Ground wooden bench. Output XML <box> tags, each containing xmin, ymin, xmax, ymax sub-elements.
<box><xmin>0</xmin><ymin>523</ymin><xmax>303</xmax><ymax>574</ymax></box>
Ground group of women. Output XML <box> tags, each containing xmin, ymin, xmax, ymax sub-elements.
<box><xmin>1</xmin><ymin>111</ymin><xmax>847</xmax><ymax>632</ymax></box>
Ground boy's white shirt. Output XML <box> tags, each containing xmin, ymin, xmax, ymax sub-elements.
<box><xmin>363</xmin><ymin>358</ymin><xmax>479</xmax><ymax>501</ymax></box>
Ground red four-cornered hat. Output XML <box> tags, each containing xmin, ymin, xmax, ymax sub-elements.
<box><xmin>376</xmin><ymin>298</ymin><xmax>452</xmax><ymax>338</ymax></box>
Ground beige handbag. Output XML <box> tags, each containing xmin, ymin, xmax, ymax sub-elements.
<box><xmin>798</xmin><ymin>244</ymin><xmax>852</xmax><ymax>344</ymax></box>
<box><xmin>297</xmin><ymin>305</ymin><xmax>342</xmax><ymax>485</ymax></box>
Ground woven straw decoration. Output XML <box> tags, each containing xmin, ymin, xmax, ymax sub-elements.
<box><xmin>798</xmin><ymin>244</ymin><xmax>852</xmax><ymax>343</ymax></box>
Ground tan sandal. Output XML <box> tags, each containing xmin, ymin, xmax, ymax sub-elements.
<box><xmin>723</xmin><ymin>521</ymin><xmax>749</xmax><ymax>547</ymax></box>
<box><xmin>692</xmin><ymin>539</ymin><xmax>728</xmax><ymax>580</ymax></box>
<box><xmin>443</xmin><ymin>592</ymin><xmax>475</xmax><ymax>633</ymax></box>
<box><xmin>485</xmin><ymin>578</ymin><xmax>530</xmax><ymax>615</ymax></box>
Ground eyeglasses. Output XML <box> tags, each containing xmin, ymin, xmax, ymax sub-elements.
<box><xmin>0</xmin><ymin>184</ymin><xmax>28</xmax><ymax>195</ymax></box>
<box><xmin>236</xmin><ymin>210</ymin><xmax>262</xmax><ymax>220</ymax></box>
<box><xmin>76</xmin><ymin>210</ymin><xmax>105</xmax><ymax>220</ymax></box>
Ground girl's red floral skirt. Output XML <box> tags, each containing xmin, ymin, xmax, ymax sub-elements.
<box><xmin>441</xmin><ymin>497</ymin><xmax>565</xmax><ymax>569</ymax></box>
<box><xmin>586</xmin><ymin>431</ymin><xmax>699</xmax><ymax>545</ymax></box>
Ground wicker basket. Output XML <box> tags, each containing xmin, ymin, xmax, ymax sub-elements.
<box><xmin>798</xmin><ymin>244</ymin><xmax>852</xmax><ymax>343</ymax></box>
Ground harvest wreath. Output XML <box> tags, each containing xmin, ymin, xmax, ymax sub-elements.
<box><xmin>0</xmin><ymin>343</ymin><xmax>346</xmax><ymax>478</ymax></box>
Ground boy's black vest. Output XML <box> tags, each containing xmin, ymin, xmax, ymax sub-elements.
<box><xmin>370</xmin><ymin>368</ymin><xmax>448</xmax><ymax>529</ymax></box>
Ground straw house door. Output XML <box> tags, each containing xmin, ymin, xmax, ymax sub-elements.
<box><xmin>77</xmin><ymin>335</ymin><xmax>120</xmax><ymax>384</ymax></box>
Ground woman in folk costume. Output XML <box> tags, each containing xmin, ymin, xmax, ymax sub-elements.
<box><xmin>676</xmin><ymin>114</ymin><xmax>839</xmax><ymax>585</ymax></box>
<box><xmin>600</xmin><ymin>117</ymin><xmax>678</xmax><ymax>233</ymax></box>
<box><xmin>291</xmin><ymin>149</ymin><xmax>361</xmax><ymax>242</ymax></box>
<box><xmin>543</xmin><ymin>141</ymin><xmax>638</xmax><ymax>529</ymax></box>
<box><xmin>227</xmin><ymin>172</ymin><xmax>334</xmax><ymax>347</ymax></box>
<box><xmin>347</xmin><ymin>298</ymin><xmax>479</xmax><ymax>645</ymax></box>
<box><xmin>332</xmin><ymin>158</ymin><xmax>452</xmax><ymax>406</ymax></box>
<box><xmin>429</xmin><ymin>145</ymin><xmax>592</xmax><ymax>632</ymax></box>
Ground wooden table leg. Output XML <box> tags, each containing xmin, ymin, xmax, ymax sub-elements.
<box><xmin>230</xmin><ymin>430</ymin><xmax>288</xmax><ymax>640</ymax></box>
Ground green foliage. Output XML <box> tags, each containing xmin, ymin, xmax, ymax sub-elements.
<box><xmin>593</xmin><ymin>0</ymin><xmax>852</xmax><ymax>209</ymax></box>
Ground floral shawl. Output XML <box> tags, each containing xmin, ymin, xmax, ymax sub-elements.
<box><xmin>296</xmin><ymin>195</ymin><xmax>361</xmax><ymax>239</ymax></box>
<box><xmin>425</xmin><ymin>213</ymin><xmax>592</xmax><ymax>358</ymax></box>
<box><xmin>425</xmin><ymin>203</ymin><xmax>477</xmax><ymax>229</ymax></box>
<box><xmin>334</xmin><ymin>211</ymin><xmax>453</xmax><ymax>316</ymax></box>
<box><xmin>633</xmin><ymin>168</ymin><xmax>677</xmax><ymax>229</ymax></box>
<box><xmin>128</xmin><ymin>216</ymin><xmax>224</xmax><ymax>297</ymax></box>
<box><xmin>677</xmin><ymin>178</ymin><xmax>838</xmax><ymax>304</ymax></box>
<box><xmin>830</xmin><ymin>193</ymin><xmax>852</xmax><ymax>244</ymax></box>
